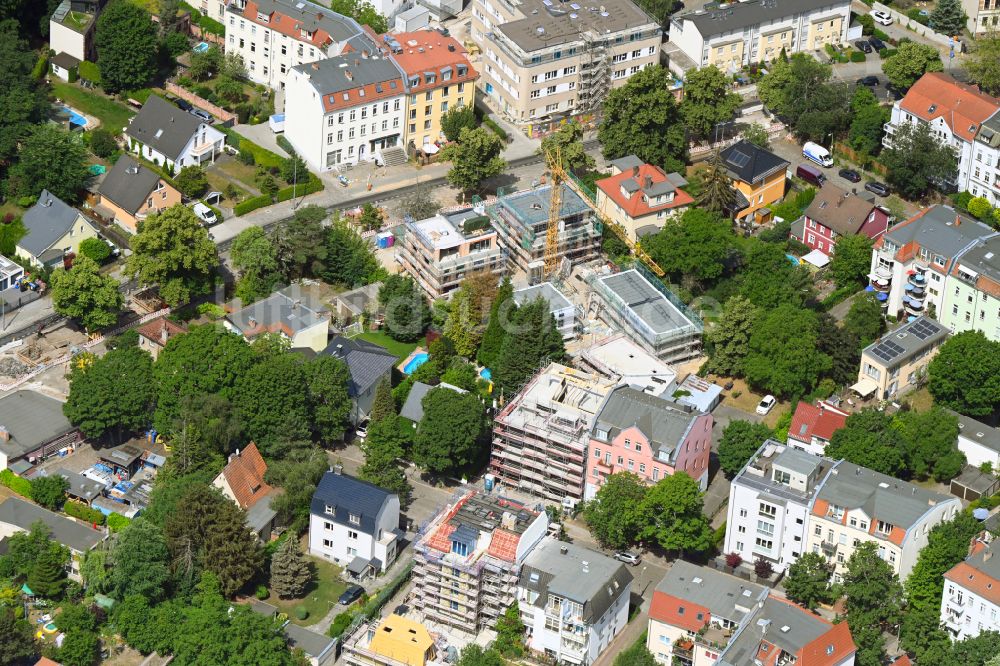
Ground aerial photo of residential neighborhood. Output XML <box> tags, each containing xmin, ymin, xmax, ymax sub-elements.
<box><xmin>5</xmin><ymin>0</ymin><xmax>1000</xmax><ymax>664</ymax></box>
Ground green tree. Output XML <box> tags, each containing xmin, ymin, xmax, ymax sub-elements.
<box><xmin>187</xmin><ymin>44</ymin><xmax>223</xmax><ymax>81</ymax></box>
<box><xmin>214</xmin><ymin>75</ymin><xmax>243</xmax><ymax>105</ymax></box>
<box><xmin>94</xmin><ymin>1</ymin><xmax>158</xmax><ymax>92</ymax></box>
<box><xmin>78</xmin><ymin>237</ymin><xmax>113</xmax><ymax>264</ymax></box>
<box><xmin>59</xmin><ymin>630</ymin><xmax>100</xmax><ymax>666</ymax></box>
<box><xmin>440</xmin><ymin>105</ymin><xmax>477</xmax><ymax>142</ymax></box>
<box><xmin>440</xmin><ymin>127</ymin><xmax>506</xmax><ymax>193</ymax></box>
<box><xmin>369</xmin><ymin>378</ymin><xmax>395</xmax><ymax>425</ymax></box>
<box><xmin>929</xmin><ymin>0</ymin><xmax>967</xmax><ymax>35</ymax></box>
<box><xmin>718</xmin><ymin>420</ymin><xmax>772</xmax><ymax>477</ymax></box>
<box><xmin>7</xmin><ymin>125</ymin><xmax>90</xmax><ymax>203</ymax></box>
<box><xmin>358</xmin><ymin>203</ymin><xmax>384</xmax><ymax>232</ymax></box>
<box><xmin>681</xmin><ymin>65</ymin><xmax>741</xmax><ymax>140</ymax></box>
<box><xmin>640</xmin><ymin>473</ymin><xmax>713</xmax><ymax>556</ymax></box>
<box><xmin>306</xmin><ymin>355</ymin><xmax>352</xmax><ymax>444</ymax></box>
<box><xmin>399</xmin><ymin>188</ymin><xmax>440</xmax><ymax>221</ymax></box>
<box><xmin>64</xmin><ymin>347</ymin><xmax>156</xmax><ymax>442</ymax></box>
<box><xmin>848</xmin><ymin>87</ymin><xmax>889</xmax><ymax>157</ymax></box>
<box><xmin>894</xmin><ymin>407</ymin><xmax>965</xmax><ymax>481</ymax></box>
<box><xmin>230</xmin><ymin>226</ymin><xmax>279</xmax><ymax>304</ymax></box>
<box><xmin>234</xmin><ymin>353</ymin><xmax>311</xmax><ymax>455</ymax></box>
<box><xmin>829</xmin><ymin>234</ymin><xmax>874</xmax><ymax>289</ymax></box>
<box><xmin>826</xmin><ymin>409</ymin><xmax>906</xmax><ymax>476</ymax></box>
<box><xmin>494</xmin><ymin>603</ymin><xmax>526</xmax><ymax>657</ymax></box>
<box><xmin>30</xmin><ymin>475</ymin><xmax>69</xmax><ymax>510</ymax></box>
<box><xmin>457</xmin><ymin>645</ymin><xmax>505</xmax><ymax>666</ymax></box>
<box><xmin>883</xmin><ymin>42</ymin><xmax>944</xmax><ymax>90</ymax></box>
<box><xmin>744</xmin><ymin>305</ymin><xmax>831</xmax><ymax>398</ymax></box>
<box><xmin>599</xmin><ymin>65</ymin><xmax>687</xmax><ymax>172</ymax></box>
<box><xmin>273</xmin><ymin>205</ymin><xmax>329</xmax><ymax>280</ymax></box>
<box><xmin>757</xmin><ymin>53</ymin><xmax>849</xmax><ymax>141</ymax></box>
<box><xmin>412</xmin><ymin>388</ymin><xmax>485</xmax><ymax>474</ymax></box>
<box><xmin>28</xmin><ymin>545</ymin><xmax>67</xmax><ymax>598</ymax></box>
<box><xmin>174</xmin><ymin>166</ymin><xmax>208</xmax><ymax>198</ymax></box>
<box><xmin>0</xmin><ymin>607</ymin><xmax>38</xmax><ymax>664</ymax></box>
<box><xmin>270</xmin><ymin>536</ymin><xmax>313</xmax><ymax>599</ymax></box>
<box><xmin>443</xmin><ymin>270</ymin><xmax>497</xmax><ymax>357</ymax></box>
<box><xmin>493</xmin><ymin>297</ymin><xmax>565</xmax><ymax>394</ymax></box>
<box><xmin>359</xmin><ymin>416</ymin><xmax>412</xmax><ymax>505</ymax></box>
<box><xmin>694</xmin><ymin>151</ymin><xmax>737</xmax><ymax>216</ymax></box>
<box><xmin>0</xmin><ymin>20</ymin><xmax>49</xmax><ymax>164</ymax></box>
<box><xmin>540</xmin><ymin>120</ymin><xmax>595</xmax><ymax>173</ymax></box>
<box><xmin>322</xmin><ymin>219</ymin><xmax>383</xmax><ymax>287</ymax></box>
<box><xmin>87</xmin><ymin>127</ymin><xmax>118</xmax><ymax>158</ymax></box>
<box><xmin>328</xmin><ymin>0</ymin><xmax>388</xmax><ymax>32</ymax></box>
<box><xmin>966</xmin><ymin>34</ymin><xmax>1000</xmax><ymax>96</ymax></box>
<box><xmin>741</xmin><ymin>123</ymin><xmax>770</xmax><ymax>149</ymax></box>
<box><xmin>125</xmin><ymin>204</ymin><xmax>219</xmax><ymax>307</ymax></box>
<box><xmin>737</xmin><ymin>241</ymin><xmax>812</xmax><ymax>309</ymax></box>
<box><xmin>152</xmin><ymin>324</ymin><xmax>257</xmax><ymax>434</ymax></box>
<box><xmin>265</xmin><ymin>447</ymin><xmax>328</xmax><ymax>533</ymax></box>
<box><xmin>107</xmin><ymin>518</ymin><xmax>171</xmax><ymax>602</ymax></box>
<box><xmin>842</xmin><ymin>542</ymin><xmax>905</xmax><ymax>666</ymax></box>
<box><xmin>612</xmin><ymin>636</ymin><xmax>658</xmax><ymax>666</ymax></box>
<box><xmin>380</xmin><ymin>274</ymin><xmax>430</xmax><ymax>343</ymax></box>
<box><xmin>477</xmin><ymin>277</ymin><xmax>513</xmax><ymax>369</ymax></box>
<box><xmin>705</xmin><ymin>296</ymin><xmax>759</xmax><ymax>377</ymax></box>
<box><xmin>280</xmin><ymin>153</ymin><xmax>308</xmax><ymax>185</ymax></box>
<box><xmin>844</xmin><ymin>294</ymin><xmax>885</xmax><ymax>347</ymax></box>
<box><xmin>583</xmin><ymin>472</ymin><xmax>648</xmax><ymax>549</ymax></box>
<box><xmin>928</xmin><ymin>331</ymin><xmax>1000</xmax><ymax>418</ymax></box>
<box><xmin>882</xmin><ymin>121</ymin><xmax>958</xmax><ymax>199</ymax></box>
<box><xmin>784</xmin><ymin>552</ymin><xmax>833</xmax><ymax>610</ymax></box>
<box><xmin>51</xmin><ymin>256</ymin><xmax>123</xmax><ymax>332</ymax></box>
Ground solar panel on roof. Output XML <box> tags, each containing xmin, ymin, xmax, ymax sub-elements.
<box><xmin>909</xmin><ymin>318</ymin><xmax>939</xmax><ymax>340</ymax></box>
<box><xmin>727</xmin><ymin>150</ymin><xmax>751</xmax><ymax>168</ymax></box>
<box><xmin>870</xmin><ymin>339</ymin><xmax>905</xmax><ymax>363</ymax></box>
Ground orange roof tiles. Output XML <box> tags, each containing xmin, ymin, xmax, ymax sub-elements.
<box><xmin>648</xmin><ymin>591</ymin><xmax>709</xmax><ymax>633</ymax></box>
<box><xmin>427</xmin><ymin>522</ymin><xmax>457</xmax><ymax>553</ymax></box>
<box><xmin>898</xmin><ymin>72</ymin><xmax>1000</xmax><ymax>143</ymax></box>
<box><xmin>219</xmin><ymin>442</ymin><xmax>273</xmax><ymax>509</ymax></box>
<box><xmin>891</xmin><ymin>655</ymin><xmax>914</xmax><ymax>666</ymax></box>
<box><xmin>385</xmin><ymin>31</ymin><xmax>478</xmax><ymax>94</ymax></box>
<box><xmin>244</xmin><ymin>0</ymin><xmax>335</xmax><ymax>49</ymax></box>
<box><xmin>945</xmin><ymin>560</ymin><xmax>1000</xmax><ymax>606</ymax></box>
<box><xmin>811</xmin><ymin>499</ymin><xmax>830</xmax><ymax>518</ymax></box>
<box><xmin>788</xmin><ymin>402</ymin><xmax>848</xmax><ymax>446</ymax></box>
<box><xmin>136</xmin><ymin>317</ymin><xmax>187</xmax><ymax>347</ymax></box>
<box><xmin>799</xmin><ymin>620</ymin><xmax>856</xmax><ymax>665</ymax></box>
<box><xmin>487</xmin><ymin>529</ymin><xmax>521</xmax><ymax>562</ymax></box>
<box><xmin>595</xmin><ymin>164</ymin><xmax>693</xmax><ymax>219</ymax></box>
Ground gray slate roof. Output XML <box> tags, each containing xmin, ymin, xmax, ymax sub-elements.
<box><xmin>594</xmin><ymin>386</ymin><xmax>701</xmax><ymax>458</ymax></box>
<box><xmin>252</xmin><ymin>0</ymin><xmax>361</xmax><ymax>43</ymax></box>
<box><xmin>310</xmin><ymin>471</ymin><xmax>396</xmax><ymax>535</ymax></box>
<box><xmin>678</xmin><ymin>0</ymin><xmax>845</xmax><ymax>36</ymax></box>
<box><xmin>98</xmin><ymin>155</ymin><xmax>164</xmax><ymax>215</ymax></box>
<box><xmin>0</xmin><ymin>390</ymin><xmax>76</xmax><ymax>461</ymax></box>
<box><xmin>953</xmin><ymin>234</ymin><xmax>1000</xmax><ymax>286</ymax></box>
<box><xmin>883</xmin><ymin>205</ymin><xmax>994</xmax><ymax>260</ymax></box>
<box><xmin>719</xmin><ymin>140</ymin><xmax>789</xmax><ymax>185</ymax></box>
<box><xmin>228</xmin><ymin>287</ymin><xmax>327</xmax><ymax>338</ymax></box>
<box><xmin>655</xmin><ymin>560</ymin><xmax>766</xmax><ymax>625</ymax></box>
<box><xmin>610</xmin><ymin>155</ymin><xmax>644</xmax><ymax>172</ymax></box>
<box><xmin>718</xmin><ymin>596</ymin><xmax>836</xmax><ymax>666</ymax></box>
<box><xmin>0</xmin><ymin>497</ymin><xmax>103</xmax><ymax>553</ymax></box>
<box><xmin>322</xmin><ymin>336</ymin><xmax>396</xmax><ymax>398</ymax></box>
<box><xmin>20</xmin><ymin>191</ymin><xmax>85</xmax><ymax>258</ymax></box>
<box><xmin>400</xmin><ymin>382</ymin><xmax>466</xmax><ymax>423</ymax></box>
<box><xmin>519</xmin><ymin>538</ymin><xmax>632</xmax><ymax>624</ymax></box>
<box><xmin>862</xmin><ymin>316</ymin><xmax>948</xmax><ymax>367</ymax></box>
<box><xmin>283</xmin><ymin>622</ymin><xmax>338</xmax><ymax>660</ymax></box>
<box><xmin>125</xmin><ymin>94</ymin><xmax>205</xmax><ymax>162</ymax></box>
<box><xmin>954</xmin><ymin>410</ymin><xmax>1000</xmax><ymax>454</ymax></box>
<box><xmin>52</xmin><ymin>468</ymin><xmax>104</xmax><ymax>503</ymax></box>
<box><xmin>816</xmin><ymin>460</ymin><xmax>956</xmax><ymax>532</ymax></box>
<box><xmin>293</xmin><ymin>54</ymin><xmax>403</xmax><ymax>97</ymax></box>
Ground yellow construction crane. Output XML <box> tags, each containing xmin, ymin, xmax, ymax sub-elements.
<box><xmin>544</xmin><ymin>148</ymin><xmax>665</xmax><ymax>277</ymax></box>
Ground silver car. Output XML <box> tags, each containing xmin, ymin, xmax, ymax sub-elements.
<box><xmin>614</xmin><ymin>551</ymin><xmax>641</xmax><ymax>565</ymax></box>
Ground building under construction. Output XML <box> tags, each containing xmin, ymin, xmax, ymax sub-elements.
<box><xmin>413</xmin><ymin>491</ymin><xmax>549</xmax><ymax>634</ymax></box>
<box><xmin>488</xmin><ymin>184</ymin><xmax>602</xmax><ymax>279</ymax></box>
<box><xmin>490</xmin><ymin>364</ymin><xmax>615</xmax><ymax>507</ymax></box>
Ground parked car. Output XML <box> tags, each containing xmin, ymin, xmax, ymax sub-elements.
<box><xmin>339</xmin><ymin>585</ymin><xmax>365</xmax><ymax>606</ymax></box>
<box><xmin>355</xmin><ymin>420</ymin><xmax>369</xmax><ymax>440</ymax></box>
<box><xmin>756</xmin><ymin>395</ymin><xmax>777</xmax><ymax>415</ymax></box>
<box><xmin>191</xmin><ymin>202</ymin><xmax>217</xmax><ymax>225</ymax></box>
<box><xmin>856</xmin><ymin>75</ymin><xmax>880</xmax><ymax>87</ymax></box>
<box><xmin>865</xmin><ymin>181</ymin><xmax>890</xmax><ymax>197</ymax></box>
<box><xmin>614</xmin><ymin>552</ymin><xmax>641</xmax><ymax>565</ymax></box>
<box><xmin>173</xmin><ymin>97</ymin><xmax>193</xmax><ymax>112</ymax></box>
<box><xmin>796</xmin><ymin>163</ymin><xmax>826</xmax><ymax>187</ymax></box>
<box><xmin>854</xmin><ymin>40</ymin><xmax>872</xmax><ymax>53</ymax></box>
<box><xmin>190</xmin><ymin>108</ymin><xmax>212</xmax><ymax>122</ymax></box>
<box><xmin>871</xmin><ymin>9</ymin><xmax>893</xmax><ymax>25</ymax></box>
<box><xmin>868</xmin><ymin>36</ymin><xmax>886</xmax><ymax>51</ymax></box>
<box><xmin>839</xmin><ymin>168</ymin><xmax>862</xmax><ymax>183</ymax></box>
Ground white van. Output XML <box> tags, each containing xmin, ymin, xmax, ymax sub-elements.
<box><xmin>802</xmin><ymin>141</ymin><xmax>834</xmax><ymax>168</ymax></box>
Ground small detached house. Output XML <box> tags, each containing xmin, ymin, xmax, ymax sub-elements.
<box><xmin>136</xmin><ymin>317</ymin><xmax>188</xmax><ymax>360</ymax></box>
<box><xmin>309</xmin><ymin>469</ymin><xmax>401</xmax><ymax>577</ymax></box>
<box><xmin>786</xmin><ymin>400</ymin><xmax>849</xmax><ymax>456</ymax></box>
<box><xmin>225</xmin><ymin>286</ymin><xmax>330</xmax><ymax>353</ymax></box>
<box><xmin>125</xmin><ymin>95</ymin><xmax>225</xmax><ymax>171</ymax></box>
<box><xmin>0</xmin><ymin>497</ymin><xmax>104</xmax><ymax>581</ymax></box>
<box><xmin>595</xmin><ymin>156</ymin><xmax>693</xmax><ymax>241</ymax></box>
<box><xmin>790</xmin><ymin>182</ymin><xmax>890</xmax><ymax>258</ymax></box>
<box><xmin>17</xmin><ymin>190</ymin><xmax>99</xmax><ymax>268</ymax></box>
<box><xmin>212</xmin><ymin>443</ymin><xmax>281</xmax><ymax>541</ymax></box>
<box><xmin>50</xmin><ymin>52</ymin><xmax>80</xmax><ymax>82</ymax></box>
<box><xmin>96</xmin><ymin>155</ymin><xmax>182</xmax><ymax>233</ymax></box>
<box><xmin>319</xmin><ymin>336</ymin><xmax>397</xmax><ymax>425</ymax></box>
<box><xmin>719</xmin><ymin>140</ymin><xmax>790</xmax><ymax>225</ymax></box>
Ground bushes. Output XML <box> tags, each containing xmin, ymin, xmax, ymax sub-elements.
<box><xmin>483</xmin><ymin>118</ymin><xmax>508</xmax><ymax>142</ymax></box>
<box><xmin>850</xmin><ymin>51</ymin><xmax>867</xmax><ymax>62</ymax></box>
<box><xmin>88</xmin><ymin>128</ymin><xmax>118</xmax><ymax>158</ymax></box>
<box><xmin>64</xmin><ymin>500</ymin><xmax>106</xmax><ymax>526</ymax></box>
<box><xmin>78</xmin><ymin>61</ymin><xmax>100</xmax><ymax>85</ymax></box>
<box><xmin>879</xmin><ymin>47</ymin><xmax>897</xmax><ymax>59</ymax></box>
<box><xmin>234</xmin><ymin>194</ymin><xmax>273</xmax><ymax>216</ymax></box>
<box><xmin>220</xmin><ymin>128</ymin><xmax>283</xmax><ymax>168</ymax></box>
<box><xmin>31</xmin><ymin>53</ymin><xmax>49</xmax><ymax>81</ymax></box>
<box><xmin>79</xmin><ymin>237</ymin><xmax>112</xmax><ymax>264</ymax></box>
<box><xmin>328</xmin><ymin>611</ymin><xmax>354</xmax><ymax>639</ymax></box>
<box><xmin>0</xmin><ymin>469</ymin><xmax>32</xmax><ymax>498</ymax></box>
<box><xmin>107</xmin><ymin>513</ymin><xmax>131</xmax><ymax>533</ymax></box>
<box><xmin>293</xmin><ymin>606</ymin><xmax>309</xmax><ymax>620</ymax></box>
<box><xmin>276</xmin><ymin>175</ymin><xmax>323</xmax><ymax>202</ymax></box>
<box><xmin>276</xmin><ymin>135</ymin><xmax>296</xmax><ymax>155</ymax></box>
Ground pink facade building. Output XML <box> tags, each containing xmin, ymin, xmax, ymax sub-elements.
<box><xmin>790</xmin><ymin>182</ymin><xmax>890</xmax><ymax>257</ymax></box>
<box><xmin>584</xmin><ymin>386</ymin><xmax>712</xmax><ymax>500</ymax></box>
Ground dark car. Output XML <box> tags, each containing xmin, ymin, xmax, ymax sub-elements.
<box><xmin>855</xmin><ymin>40</ymin><xmax>872</xmax><ymax>53</ymax></box>
<box><xmin>856</xmin><ymin>75</ymin><xmax>880</xmax><ymax>87</ymax></box>
<box><xmin>839</xmin><ymin>168</ymin><xmax>862</xmax><ymax>183</ymax></box>
<box><xmin>865</xmin><ymin>181</ymin><xmax>890</xmax><ymax>197</ymax></box>
<box><xmin>339</xmin><ymin>585</ymin><xmax>365</xmax><ymax>606</ymax></box>
<box><xmin>869</xmin><ymin>36</ymin><xmax>886</xmax><ymax>51</ymax></box>
<box><xmin>174</xmin><ymin>97</ymin><xmax>193</xmax><ymax>111</ymax></box>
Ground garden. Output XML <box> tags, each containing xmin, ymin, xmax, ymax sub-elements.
<box><xmin>260</xmin><ymin>538</ymin><xmax>347</xmax><ymax>627</ymax></box>
<box><xmin>175</xmin><ymin>45</ymin><xmax>273</xmax><ymax>124</ymax></box>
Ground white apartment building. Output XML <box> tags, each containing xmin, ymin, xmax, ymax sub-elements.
<box><xmin>962</xmin><ymin>0</ymin><xmax>1000</xmax><ymax>35</ymax></box>
<box><xmin>942</xmin><ymin>537</ymin><xmax>1000</xmax><ymax>641</ymax></box>
<box><xmin>518</xmin><ymin>539</ymin><xmax>633</xmax><ymax>666</ymax></box>
<box><xmin>954</xmin><ymin>411</ymin><xmax>1000</xmax><ymax>470</ymax></box>
<box><xmin>723</xmin><ymin>440</ymin><xmax>833</xmax><ymax>573</ymax></box>
<box><xmin>805</xmin><ymin>461</ymin><xmax>961</xmax><ymax>581</ymax></box>
<box><xmin>666</xmin><ymin>0</ymin><xmax>852</xmax><ymax>74</ymax></box>
<box><xmin>869</xmin><ymin>204</ymin><xmax>995</xmax><ymax>320</ymax></box>
<box><xmin>285</xmin><ymin>54</ymin><xmax>405</xmax><ymax>171</ymax></box>
<box><xmin>471</xmin><ymin>0</ymin><xmax>660</xmax><ymax>133</ymax></box>
<box><xmin>884</xmin><ymin>72</ymin><xmax>1000</xmax><ymax>201</ymax></box>
<box><xmin>224</xmin><ymin>0</ymin><xmax>366</xmax><ymax>89</ymax></box>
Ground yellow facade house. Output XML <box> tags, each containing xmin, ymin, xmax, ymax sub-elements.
<box><xmin>719</xmin><ymin>140</ymin><xmax>789</xmax><ymax>225</ymax></box>
<box><xmin>17</xmin><ymin>189</ymin><xmax>99</xmax><ymax>268</ymax></box>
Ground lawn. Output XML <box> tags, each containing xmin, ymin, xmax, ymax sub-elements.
<box><xmin>211</xmin><ymin>157</ymin><xmax>263</xmax><ymax>194</ymax></box>
<box><xmin>356</xmin><ymin>330</ymin><xmax>418</xmax><ymax>361</ymax></box>
<box><xmin>51</xmin><ymin>81</ymin><xmax>135</xmax><ymax>132</ymax></box>
<box><xmin>266</xmin><ymin>551</ymin><xmax>347</xmax><ymax>627</ymax></box>
<box><xmin>62</xmin><ymin>10</ymin><xmax>93</xmax><ymax>31</ymax></box>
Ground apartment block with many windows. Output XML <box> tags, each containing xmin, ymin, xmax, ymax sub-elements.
<box><xmin>940</xmin><ymin>234</ymin><xmax>1000</xmax><ymax>340</ymax></box>
<box><xmin>471</xmin><ymin>0</ymin><xmax>660</xmax><ymax>134</ymax></box>
<box><xmin>942</xmin><ymin>535</ymin><xmax>1000</xmax><ymax>640</ymax></box>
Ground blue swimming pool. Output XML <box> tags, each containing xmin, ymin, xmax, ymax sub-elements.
<box><xmin>61</xmin><ymin>106</ymin><xmax>88</xmax><ymax>128</ymax></box>
<box><xmin>785</xmin><ymin>253</ymin><xmax>800</xmax><ymax>266</ymax></box>
<box><xmin>403</xmin><ymin>352</ymin><xmax>429</xmax><ymax>375</ymax></box>
<box><xmin>193</xmin><ymin>42</ymin><xmax>210</xmax><ymax>53</ymax></box>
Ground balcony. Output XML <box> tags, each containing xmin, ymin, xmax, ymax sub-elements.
<box><xmin>903</xmin><ymin>295</ymin><xmax>924</xmax><ymax>314</ymax></box>
<box><xmin>907</xmin><ymin>271</ymin><xmax>927</xmax><ymax>288</ymax></box>
<box><xmin>673</xmin><ymin>639</ymin><xmax>694</xmax><ymax>663</ymax></box>
<box><xmin>820</xmin><ymin>540</ymin><xmax>838</xmax><ymax>556</ymax></box>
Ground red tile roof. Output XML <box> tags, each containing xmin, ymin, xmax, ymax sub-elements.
<box><xmin>898</xmin><ymin>72</ymin><xmax>1000</xmax><ymax>143</ymax></box>
<box><xmin>788</xmin><ymin>402</ymin><xmax>848</xmax><ymax>446</ymax></box>
<box><xmin>595</xmin><ymin>163</ymin><xmax>693</xmax><ymax>220</ymax></box>
<box><xmin>244</xmin><ymin>0</ymin><xmax>335</xmax><ymax>49</ymax></box>
<box><xmin>944</xmin><ymin>560</ymin><xmax>1000</xmax><ymax>606</ymax></box>
<box><xmin>891</xmin><ymin>655</ymin><xmax>914</xmax><ymax>666</ymax></box>
<box><xmin>648</xmin><ymin>590</ymin><xmax>709</xmax><ymax>633</ymax></box>
<box><xmin>219</xmin><ymin>442</ymin><xmax>273</xmax><ymax>509</ymax></box>
<box><xmin>487</xmin><ymin>529</ymin><xmax>520</xmax><ymax>562</ymax></box>
<box><xmin>136</xmin><ymin>317</ymin><xmax>187</xmax><ymax>347</ymax></box>
<box><xmin>798</xmin><ymin>619</ymin><xmax>856</xmax><ymax>665</ymax></box>
<box><xmin>384</xmin><ymin>31</ymin><xmax>478</xmax><ymax>94</ymax></box>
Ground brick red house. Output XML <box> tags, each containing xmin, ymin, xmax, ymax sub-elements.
<box><xmin>790</xmin><ymin>182</ymin><xmax>890</xmax><ymax>256</ymax></box>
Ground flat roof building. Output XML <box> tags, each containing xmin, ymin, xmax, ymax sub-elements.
<box><xmin>0</xmin><ymin>390</ymin><xmax>82</xmax><ymax>474</ymax></box>
<box><xmin>588</xmin><ymin>268</ymin><xmax>703</xmax><ymax>363</ymax></box>
<box><xmin>578</xmin><ymin>334</ymin><xmax>678</xmax><ymax>398</ymax></box>
<box><xmin>854</xmin><ymin>316</ymin><xmax>948</xmax><ymax>402</ymax></box>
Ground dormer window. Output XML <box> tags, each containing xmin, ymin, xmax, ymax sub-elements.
<box><xmin>349</xmin><ymin>512</ymin><xmax>361</xmax><ymax>525</ymax></box>
<box><xmin>928</xmin><ymin>104</ymin><xmax>937</xmax><ymax>113</ymax></box>
<box><xmin>325</xmin><ymin>504</ymin><xmax>335</xmax><ymax>516</ymax></box>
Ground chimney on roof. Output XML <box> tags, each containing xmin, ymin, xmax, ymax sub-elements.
<box><xmin>362</xmin><ymin>49</ymin><xmax>370</xmax><ymax>58</ymax></box>
<box><xmin>986</xmin><ymin>550</ymin><xmax>994</xmax><ymax>562</ymax></box>
<box><xmin>311</xmin><ymin>62</ymin><xmax>319</xmax><ymax>70</ymax></box>
<box><xmin>0</xmin><ymin>427</ymin><xmax>9</xmax><ymax>442</ymax></box>
<box><xmin>955</xmin><ymin>216</ymin><xmax>961</xmax><ymax>226</ymax></box>
<box><xmin>317</xmin><ymin>12</ymin><xmax>323</xmax><ymax>19</ymax></box>
<box><xmin>160</xmin><ymin>322</ymin><xmax>169</xmax><ymax>345</ymax></box>
<box><xmin>355</xmin><ymin>59</ymin><xmax>361</xmax><ymax>66</ymax></box>
<box><xmin>644</xmin><ymin>175</ymin><xmax>652</xmax><ymax>189</ymax></box>
<box><xmin>333</xmin><ymin>463</ymin><xmax>343</xmax><ymax>475</ymax></box>
<box><xmin>632</xmin><ymin>165</ymin><xmax>639</xmax><ymax>177</ymax></box>
<box><xmin>345</xmin><ymin>70</ymin><xmax>353</xmax><ymax>80</ymax></box>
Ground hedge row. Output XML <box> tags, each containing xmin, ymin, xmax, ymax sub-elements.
<box><xmin>234</xmin><ymin>194</ymin><xmax>273</xmax><ymax>216</ymax></box>
<box><xmin>275</xmin><ymin>134</ymin><xmax>296</xmax><ymax>155</ymax></box>
<box><xmin>482</xmin><ymin>118</ymin><xmax>508</xmax><ymax>142</ymax></box>
<box><xmin>65</xmin><ymin>499</ymin><xmax>106</xmax><ymax>526</ymax></box>
<box><xmin>219</xmin><ymin>127</ymin><xmax>284</xmax><ymax>168</ymax></box>
<box><xmin>180</xmin><ymin>3</ymin><xmax>225</xmax><ymax>36</ymax></box>
<box><xmin>31</xmin><ymin>53</ymin><xmax>48</xmax><ymax>81</ymax></box>
<box><xmin>276</xmin><ymin>175</ymin><xmax>323</xmax><ymax>202</ymax></box>
<box><xmin>0</xmin><ymin>469</ymin><xmax>31</xmax><ymax>498</ymax></box>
